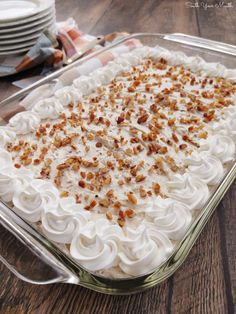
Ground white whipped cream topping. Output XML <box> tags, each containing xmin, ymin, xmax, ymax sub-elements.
<box><xmin>55</xmin><ymin>86</ymin><xmax>82</xmax><ymax>106</ymax></box>
<box><xmin>0</xmin><ymin>46</ymin><xmax>235</xmax><ymax>277</ymax></box>
<box><xmin>9</xmin><ymin>111</ymin><xmax>40</xmax><ymax>134</ymax></box>
<box><xmin>32</xmin><ymin>99</ymin><xmax>64</xmax><ymax>120</ymax></box>
<box><xmin>13</xmin><ymin>179</ymin><xmax>59</xmax><ymax>222</ymax></box>
<box><xmin>42</xmin><ymin>196</ymin><xmax>91</xmax><ymax>243</ymax></box>
<box><xmin>73</xmin><ymin>76</ymin><xmax>98</xmax><ymax>95</ymax></box>
<box><xmin>119</xmin><ymin>226</ymin><xmax>173</xmax><ymax>276</ymax></box>
<box><xmin>184</xmin><ymin>151</ymin><xmax>224</xmax><ymax>185</ymax></box>
<box><xmin>210</xmin><ymin>106</ymin><xmax>236</xmax><ymax>142</ymax></box>
<box><xmin>0</xmin><ymin>167</ymin><xmax>33</xmax><ymax>202</ymax></box>
<box><xmin>70</xmin><ymin>219</ymin><xmax>122</xmax><ymax>271</ymax></box>
<box><xmin>0</xmin><ymin>127</ymin><xmax>15</xmax><ymax>148</ymax></box>
<box><xmin>0</xmin><ymin>149</ymin><xmax>13</xmax><ymax>171</ymax></box>
<box><xmin>199</xmin><ymin>134</ymin><xmax>235</xmax><ymax>164</ymax></box>
<box><xmin>167</xmin><ymin>173</ymin><xmax>209</xmax><ymax>210</ymax></box>
<box><xmin>135</xmin><ymin>46</ymin><xmax>236</xmax><ymax>80</ymax></box>
<box><xmin>144</xmin><ymin>197</ymin><xmax>192</xmax><ymax>240</ymax></box>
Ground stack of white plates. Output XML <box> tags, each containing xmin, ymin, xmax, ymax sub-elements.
<box><xmin>0</xmin><ymin>0</ymin><xmax>56</xmax><ymax>56</ymax></box>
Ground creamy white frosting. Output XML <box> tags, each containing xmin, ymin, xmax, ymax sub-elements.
<box><xmin>0</xmin><ymin>127</ymin><xmax>15</xmax><ymax>148</ymax></box>
<box><xmin>133</xmin><ymin>46</ymin><xmax>236</xmax><ymax>80</ymax></box>
<box><xmin>210</xmin><ymin>105</ymin><xmax>236</xmax><ymax>142</ymax></box>
<box><xmin>0</xmin><ymin>149</ymin><xmax>13</xmax><ymax>171</ymax></box>
<box><xmin>70</xmin><ymin>219</ymin><xmax>122</xmax><ymax>271</ymax></box>
<box><xmin>119</xmin><ymin>226</ymin><xmax>173</xmax><ymax>276</ymax></box>
<box><xmin>144</xmin><ymin>197</ymin><xmax>192</xmax><ymax>240</ymax></box>
<box><xmin>73</xmin><ymin>76</ymin><xmax>98</xmax><ymax>95</ymax></box>
<box><xmin>0</xmin><ymin>168</ymin><xmax>33</xmax><ymax>202</ymax></box>
<box><xmin>167</xmin><ymin>173</ymin><xmax>209</xmax><ymax>210</ymax></box>
<box><xmin>41</xmin><ymin>196</ymin><xmax>91</xmax><ymax>243</ymax></box>
<box><xmin>0</xmin><ymin>46</ymin><xmax>235</xmax><ymax>278</ymax></box>
<box><xmin>92</xmin><ymin>68</ymin><xmax>117</xmax><ymax>85</ymax></box>
<box><xmin>199</xmin><ymin>134</ymin><xmax>235</xmax><ymax>164</ymax></box>
<box><xmin>32</xmin><ymin>99</ymin><xmax>64</xmax><ymax>120</ymax></box>
<box><xmin>55</xmin><ymin>86</ymin><xmax>82</xmax><ymax>106</ymax></box>
<box><xmin>184</xmin><ymin>151</ymin><xmax>224</xmax><ymax>185</ymax></box>
<box><xmin>9</xmin><ymin>111</ymin><xmax>40</xmax><ymax>134</ymax></box>
<box><xmin>13</xmin><ymin>179</ymin><xmax>59</xmax><ymax>222</ymax></box>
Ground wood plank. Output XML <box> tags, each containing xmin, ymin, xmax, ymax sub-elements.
<box><xmin>91</xmin><ymin>0</ymin><xmax>199</xmax><ymax>35</ymax></box>
<box><xmin>195</xmin><ymin>0</ymin><xmax>236</xmax><ymax>44</ymax></box>
<box><xmin>218</xmin><ymin>182</ymin><xmax>236</xmax><ymax>313</ymax></box>
<box><xmin>55</xmin><ymin>0</ymin><xmax>113</xmax><ymax>34</ymax></box>
<box><xmin>170</xmin><ymin>211</ymin><xmax>228</xmax><ymax>314</ymax></box>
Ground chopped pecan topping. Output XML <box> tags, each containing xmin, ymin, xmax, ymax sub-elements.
<box><xmin>125</xmin><ymin>208</ymin><xmax>135</xmax><ymax>218</ymax></box>
<box><xmin>78</xmin><ymin>180</ymin><xmax>86</xmax><ymax>188</ymax></box>
<box><xmin>113</xmin><ymin>201</ymin><xmax>121</xmax><ymax>210</ymax></box>
<box><xmin>99</xmin><ymin>198</ymin><xmax>110</xmax><ymax>208</ymax></box>
<box><xmin>135</xmin><ymin>174</ymin><xmax>146</xmax><ymax>182</ymax></box>
<box><xmin>84</xmin><ymin>200</ymin><xmax>97</xmax><ymax>210</ymax></box>
<box><xmin>127</xmin><ymin>192</ymin><xmax>137</xmax><ymax>205</ymax></box>
<box><xmin>60</xmin><ymin>191</ymin><xmax>69</xmax><ymax>198</ymax></box>
<box><xmin>117</xmin><ymin>218</ymin><xmax>125</xmax><ymax>227</ymax></box>
<box><xmin>137</xmin><ymin>113</ymin><xmax>149</xmax><ymax>124</ymax></box>
<box><xmin>106</xmin><ymin>212</ymin><xmax>113</xmax><ymax>220</ymax></box>
<box><xmin>153</xmin><ymin>183</ymin><xmax>160</xmax><ymax>195</ymax></box>
<box><xmin>117</xmin><ymin>115</ymin><xmax>125</xmax><ymax>124</ymax></box>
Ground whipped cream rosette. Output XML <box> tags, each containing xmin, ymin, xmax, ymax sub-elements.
<box><xmin>144</xmin><ymin>197</ymin><xmax>192</xmax><ymax>241</ymax></box>
<box><xmin>199</xmin><ymin>134</ymin><xmax>235</xmax><ymax>164</ymax></box>
<box><xmin>9</xmin><ymin>111</ymin><xmax>40</xmax><ymax>134</ymax></box>
<box><xmin>13</xmin><ymin>179</ymin><xmax>59</xmax><ymax>222</ymax></box>
<box><xmin>32</xmin><ymin>99</ymin><xmax>64</xmax><ymax>120</ymax></box>
<box><xmin>0</xmin><ymin>128</ymin><xmax>16</xmax><ymax>148</ymax></box>
<box><xmin>119</xmin><ymin>226</ymin><xmax>173</xmax><ymax>276</ymax></box>
<box><xmin>70</xmin><ymin>219</ymin><xmax>123</xmax><ymax>271</ymax></box>
<box><xmin>42</xmin><ymin>197</ymin><xmax>91</xmax><ymax>243</ymax></box>
<box><xmin>184</xmin><ymin>151</ymin><xmax>224</xmax><ymax>185</ymax></box>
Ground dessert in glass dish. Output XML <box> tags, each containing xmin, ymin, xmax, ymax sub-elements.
<box><xmin>0</xmin><ymin>44</ymin><xmax>235</xmax><ymax>278</ymax></box>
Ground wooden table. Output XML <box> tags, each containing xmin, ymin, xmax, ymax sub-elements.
<box><xmin>0</xmin><ymin>1</ymin><xmax>236</xmax><ymax>313</ymax></box>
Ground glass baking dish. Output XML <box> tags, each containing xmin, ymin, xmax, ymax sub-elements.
<box><xmin>0</xmin><ymin>33</ymin><xmax>236</xmax><ymax>295</ymax></box>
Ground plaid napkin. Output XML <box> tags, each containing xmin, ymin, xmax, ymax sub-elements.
<box><xmin>0</xmin><ymin>18</ymin><xmax>137</xmax><ymax>79</ymax></box>
<box><xmin>0</xmin><ymin>18</ymin><xmax>141</xmax><ymax>123</ymax></box>
<box><xmin>0</xmin><ymin>18</ymin><xmax>92</xmax><ymax>77</ymax></box>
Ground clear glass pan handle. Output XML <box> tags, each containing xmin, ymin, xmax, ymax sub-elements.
<box><xmin>0</xmin><ymin>203</ymin><xmax>79</xmax><ymax>285</ymax></box>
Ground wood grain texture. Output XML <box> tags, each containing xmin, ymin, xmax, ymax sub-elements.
<box><xmin>0</xmin><ymin>0</ymin><xmax>236</xmax><ymax>313</ymax></box>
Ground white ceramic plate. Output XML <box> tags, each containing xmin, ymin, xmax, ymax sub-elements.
<box><xmin>0</xmin><ymin>8</ymin><xmax>55</xmax><ymax>33</ymax></box>
<box><xmin>0</xmin><ymin>22</ymin><xmax>56</xmax><ymax>51</ymax></box>
<box><xmin>0</xmin><ymin>22</ymin><xmax>56</xmax><ymax>44</ymax></box>
<box><xmin>0</xmin><ymin>4</ymin><xmax>53</xmax><ymax>27</ymax></box>
<box><xmin>0</xmin><ymin>0</ymin><xmax>54</xmax><ymax>22</ymax></box>
<box><xmin>0</xmin><ymin>46</ymin><xmax>32</xmax><ymax>56</ymax></box>
<box><xmin>0</xmin><ymin>21</ymin><xmax>56</xmax><ymax>44</ymax></box>
<box><xmin>0</xmin><ymin>12</ymin><xmax>56</xmax><ymax>37</ymax></box>
<box><xmin>0</xmin><ymin>39</ymin><xmax>40</xmax><ymax>51</ymax></box>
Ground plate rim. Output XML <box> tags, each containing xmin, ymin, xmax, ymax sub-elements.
<box><xmin>0</xmin><ymin>22</ymin><xmax>56</xmax><ymax>43</ymax></box>
<box><xmin>0</xmin><ymin>4</ymin><xmax>54</xmax><ymax>27</ymax></box>
<box><xmin>0</xmin><ymin>12</ymin><xmax>56</xmax><ymax>37</ymax></box>
<box><xmin>0</xmin><ymin>46</ymin><xmax>32</xmax><ymax>56</ymax></box>
<box><xmin>0</xmin><ymin>22</ymin><xmax>56</xmax><ymax>51</ymax></box>
<box><xmin>0</xmin><ymin>0</ymin><xmax>54</xmax><ymax>23</ymax></box>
